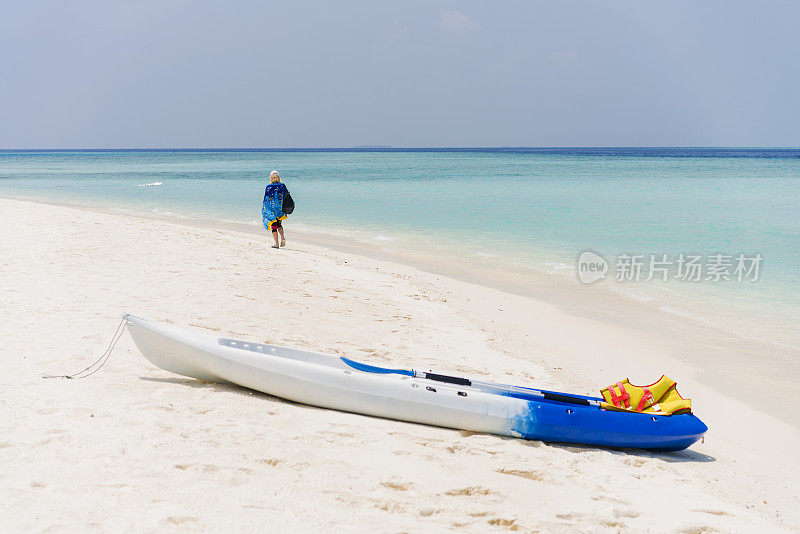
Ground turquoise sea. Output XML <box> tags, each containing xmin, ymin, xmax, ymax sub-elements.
<box><xmin>1</xmin><ymin>149</ymin><xmax>798</xmax><ymax>349</ymax></box>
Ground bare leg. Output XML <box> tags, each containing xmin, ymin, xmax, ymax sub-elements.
<box><xmin>278</xmin><ymin>226</ymin><xmax>286</xmax><ymax>247</ymax></box>
<box><xmin>271</xmin><ymin>230</ymin><xmax>279</xmax><ymax>248</ymax></box>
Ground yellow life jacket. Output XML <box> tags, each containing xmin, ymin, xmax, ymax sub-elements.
<box><xmin>600</xmin><ymin>376</ymin><xmax>691</xmax><ymax>415</ymax></box>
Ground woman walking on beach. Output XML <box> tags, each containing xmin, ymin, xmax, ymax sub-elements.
<box><xmin>262</xmin><ymin>170</ymin><xmax>291</xmax><ymax>249</ymax></box>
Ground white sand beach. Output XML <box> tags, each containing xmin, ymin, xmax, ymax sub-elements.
<box><xmin>2</xmin><ymin>197</ymin><xmax>799</xmax><ymax>532</ymax></box>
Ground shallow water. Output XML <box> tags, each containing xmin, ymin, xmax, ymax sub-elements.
<box><xmin>2</xmin><ymin>148</ymin><xmax>798</xmax><ymax>348</ymax></box>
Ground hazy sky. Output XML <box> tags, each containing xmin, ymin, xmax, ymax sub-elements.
<box><xmin>1</xmin><ymin>1</ymin><xmax>799</xmax><ymax>148</ymax></box>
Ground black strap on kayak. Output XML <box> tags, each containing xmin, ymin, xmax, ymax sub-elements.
<box><xmin>503</xmin><ymin>389</ymin><xmax>593</xmax><ymax>406</ymax></box>
<box><xmin>43</xmin><ymin>314</ymin><xmax>129</xmax><ymax>379</ymax></box>
<box><xmin>421</xmin><ymin>372</ymin><xmax>472</xmax><ymax>387</ymax></box>
<box><xmin>541</xmin><ymin>392</ymin><xmax>591</xmax><ymax>406</ymax></box>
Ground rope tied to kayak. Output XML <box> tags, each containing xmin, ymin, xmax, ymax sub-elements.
<box><xmin>43</xmin><ymin>314</ymin><xmax>129</xmax><ymax>379</ymax></box>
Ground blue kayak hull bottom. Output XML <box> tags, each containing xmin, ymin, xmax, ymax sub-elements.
<box><xmin>501</xmin><ymin>394</ymin><xmax>707</xmax><ymax>451</ymax></box>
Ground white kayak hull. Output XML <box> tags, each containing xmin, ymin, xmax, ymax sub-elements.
<box><xmin>126</xmin><ymin>315</ymin><xmax>529</xmax><ymax>438</ymax></box>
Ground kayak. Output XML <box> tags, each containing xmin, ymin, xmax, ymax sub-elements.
<box><xmin>126</xmin><ymin>315</ymin><xmax>707</xmax><ymax>451</ymax></box>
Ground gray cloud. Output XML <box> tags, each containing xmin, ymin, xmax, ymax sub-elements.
<box><xmin>441</xmin><ymin>10</ymin><xmax>480</xmax><ymax>33</ymax></box>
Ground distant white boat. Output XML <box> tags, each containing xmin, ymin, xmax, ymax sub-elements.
<box><xmin>138</xmin><ymin>182</ymin><xmax>163</xmax><ymax>187</ymax></box>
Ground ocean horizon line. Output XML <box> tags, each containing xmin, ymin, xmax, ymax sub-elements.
<box><xmin>2</xmin><ymin>146</ymin><xmax>800</xmax><ymax>156</ymax></box>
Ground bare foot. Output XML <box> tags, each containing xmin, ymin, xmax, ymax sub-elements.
<box><xmin>280</xmin><ymin>238</ymin><xmax>286</xmax><ymax>247</ymax></box>
<box><xmin>271</xmin><ymin>245</ymin><xmax>279</xmax><ymax>249</ymax></box>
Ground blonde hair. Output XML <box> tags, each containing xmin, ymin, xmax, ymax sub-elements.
<box><xmin>269</xmin><ymin>170</ymin><xmax>281</xmax><ymax>183</ymax></box>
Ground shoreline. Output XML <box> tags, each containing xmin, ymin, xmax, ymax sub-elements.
<box><xmin>2</xmin><ymin>197</ymin><xmax>799</xmax><ymax>530</ymax></box>
<box><xmin>4</xmin><ymin>187</ymin><xmax>797</xmax><ymax>350</ymax></box>
<box><xmin>6</xmin><ymin>194</ymin><xmax>799</xmax><ymax>429</ymax></box>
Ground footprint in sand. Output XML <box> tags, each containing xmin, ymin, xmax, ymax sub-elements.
<box><xmin>613</xmin><ymin>509</ymin><xmax>640</xmax><ymax>518</ymax></box>
<box><xmin>418</xmin><ymin>508</ymin><xmax>440</xmax><ymax>517</ymax></box>
<box><xmin>555</xmin><ymin>512</ymin><xmax>586</xmax><ymax>520</ymax></box>
<box><xmin>469</xmin><ymin>511</ymin><xmax>490</xmax><ymax>517</ymax></box>
<box><xmin>445</xmin><ymin>486</ymin><xmax>493</xmax><ymax>496</ymax></box>
<box><xmin>680</xmin><ymin>526</ymin><xmax>719</xmax><ymax>534</ymax></box>
<box><xmin>691</xmin><ymin>509</ymin><xmax>732</xmax><ymax>516</ymax></box>
<box><xmin>496</xmin><ymin>468</ymin><xmax>543</xmax><ymax>481</ymax></box>
<box><xmin>624</xmin><ymin>457</ymin><xmax>647</xmax><ymax>467</ymax></box>
<box><xmin>377</xmin><ymin>501</ymin><xmax>406</xmax><ymax>513</ymax></box>
<box><xmin>591</xmin><ymin>494</ymin><xmax>627</xmax><ymax>505</ymax></box>
<box><xmin>327</xmin><ymin>431</ymin><xmax>355</xmax><ymax>438</ymax></box>
<box><xmin>165</xmin><ymin>516</ymin><xmax>198</xmax><ymax>525</ymax></box>
<box><xmin>487</xmin><ymin>517</ymin><xmax>518</xmax><ymax>530</ymax></box>
<box><xmin>381</xmin><ymin>480</ymin><xmax>412</xmax><ymax>491</ymax></box>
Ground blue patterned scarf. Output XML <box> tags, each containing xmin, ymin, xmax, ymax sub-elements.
<box><xmin>262</xmin><ymin>183</ymin><xmax>286</xmax><ymax>230</ymax></box>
